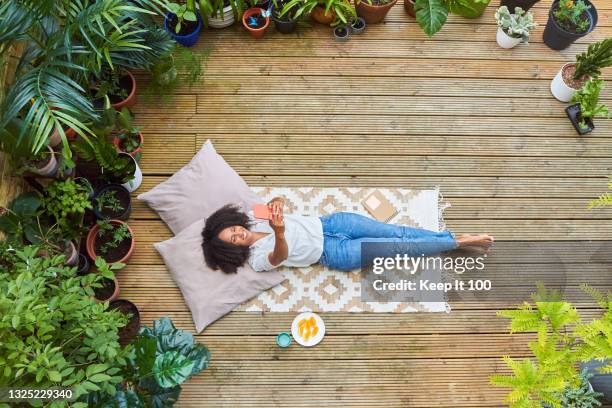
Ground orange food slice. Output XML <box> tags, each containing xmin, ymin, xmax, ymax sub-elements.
<box><xmin>311</xmin><ymin>326</ymin><xmax>319</xmax><ymax>337</ymax></box>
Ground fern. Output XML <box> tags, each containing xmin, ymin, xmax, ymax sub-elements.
<box><xmin>588</xmin><ymin>177</ymin><xmax>612</xmax><ymax>209</ymax></box>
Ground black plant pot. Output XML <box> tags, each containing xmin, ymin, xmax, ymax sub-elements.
<box><xmin>542</xmin><ymin>0</ymin><xmax>597</xmax><ymax>50</ymax></box>
<box><xmin>76</xmin><ymin>253</ymin><xmax>91</xmax><ymax>276</ymax></box>
<box><xmin>500</xmin><ymin>0</ymin><xmax>539</xmax><ymax>12</ymax></box>
<box><xmin>272</xmin><ymin>5</ymin><xmax>297</xmax><ymax>34</ymax></box>
<box><xmin>92</xmin><ymin>184</ymin><xmax>132</xmax><ymax>221</ymax></box>
<box><xmin>109</xmin><ymin>299</ymin><xmax>140</xmax><ymax>347</ymax></box>
<box><xmin>582</xmin><ymin>360</ymin><xmax>612</xmax><ymax>403</ymax></box>
<box><xmin>565</xmin><ymin>103</ymin><xmax>594</xmax><ymax>135</ymax></box>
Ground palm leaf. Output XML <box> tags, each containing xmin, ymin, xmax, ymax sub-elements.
<box><xmin>414</xmin><ymin>0</ymin><xmax>448</xmax><ymax>37</ymax></box>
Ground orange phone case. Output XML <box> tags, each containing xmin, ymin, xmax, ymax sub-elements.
<box><xmin>252</xmin><ymin>204</ymin><xmax>271</xmax><ymax>220</ymax></box>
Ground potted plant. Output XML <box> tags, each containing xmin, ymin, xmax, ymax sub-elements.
<box><xmin>90</xmin><ymin>257</ymin><xmax>124</xmax><ymax>303</ymax></box>
<box><xmin>24</xmin><ymin>146</ymin><xmax>59</xmax><ymax>178</ymax></box>
<box><xmin>86</xmin><ymin>219</ymin><xmax>135</xmax><ymax>265</ymax></box>
<box><xmin>543</xmin><ymin>0</ymin><xmax>598</xmax><ymax>50</ymax></box>
<box><xmin>42</xmin><ymin>179</ymin><xmax>93</xmax><ymax>239</ymax></box>
<box><xmin>93</xmin><ymin>184</ymin><xmax>132</xmax><ymax>221</ymax></box>
<box><xmin>282</xmin><ymin>0</ymin><xmax>356</xmax><ymax>26</ymax></box>
<box><xmin>0</xmin><ymin>245</ymin><xmax>131</xmax><ymax>402</ymax></box>
<box><xmin>494</xmin><ymin>6</ymin><xmax>536</xmax><ymax>49</ymax></box>
<box><xmin>242</xmin><ymin>7</ymin><xmax>270</xmax><ymax>37</ymax></box>
<box><xmin>113</xmin><ymin>108</ymin><xmax>143</xmax><ymax>160</ymax></box>
<box><xmin>333</xmin><ymin>24</ymin><xmax>350</xmax><ymax>41</ymax></box>
<box><xmin>566</xmin><ymin>79</ymin><xmax>610</xmax><ymax>135</ymax></box>
<box><xmin>491</xmin><ymin>285</ymin><xmax>611</xmax><ymax>407</ymax></box>
<box><xmin>349</xmin><ymin>16</ymin><xmax>367</xmax><ymax>34</ymax></box>
<box><xmin>500</xmin><ymin>0</ymin><xmax>539</xmax><ymax>11</ymax></box>
<box><xmin>109</xmin><ymin>299</ymin><xmax>141</xmax><ymax>347</ymax></box>
<box><xmin>273</xmin><ymin>0</ymin><xmax>299</xmax><ymax>34</ymax></box>
<box><xmin>355</xmin><ymin>0</ymin><xmax>396</xmax><ymax>24</ymax></box>
<box><xmin>83</xmin><ymin>317</ymin><xmax>211</xmax><ymax>406</ymax></box>
<box><xmin>543</xmin><ymin>370</ymin><xmax>604</xmax><ymax>408</ymax></box>
<box><xmin>76</xmin><ymin>253</ymin><xmax>91</xmax><ymax>275</ymax></box>
<box><xmin>414</xmin><ymin>0</ymin><xmax>491</xmax><ymax>37</ymax></box>
<box><xmin>93</xmin><ymin>69</ymin><xmax>138</xmax><ymax>110</ymax></box>
<box><xmin>551</xmin><ymin>38</ymin><xmax>612</xmax><ymax>102</ymax></box>
<box><xmin>165</xmin><ymin>0</ymin><xmax>203</xmax><ymax>47</ymax></box>
<box><xmin>201</xmin><ymin>0</ymin><xmax>240</xmax><ymax>28</ymax></box>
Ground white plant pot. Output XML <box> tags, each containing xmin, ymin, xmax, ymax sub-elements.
<box><xmin>121</xmin><ymin>155</ymin><xmax>143</xmax><ymax>193</ymax></box>
<box><xmin>496</xmin><ymin>27</ymin><xmax>522</xmax><ymax>49</ymax></box>
<box><xmin>208</xmin><ymin>5</ymin><xmax>235</xmax><ymax>28</ymax></box>
<box><xmin>550</xmin><ymin>63</ymin><xmax>579</xmax><ymax>102</ymax></box>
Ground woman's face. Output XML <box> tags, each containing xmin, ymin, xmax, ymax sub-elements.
<box><xmin>218</xmin><ymin>225</ymin><xmax>252</xmax><ymax>247</ymax></box>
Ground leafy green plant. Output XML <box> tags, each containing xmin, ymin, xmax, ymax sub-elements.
<box><xmin>280</xmin><ymin>0</ymin><xmax>356</xmax><ymax>25</ymax></box>
<box><xmin>543</xmin><ymin>370</ymin><xmax>603</xmax><ymax>408</ymax></box>
<box><xmin>96</xmin><ymin>220</ymin><xmax>132</xmax><ymax>256</ymax></box>
<box><xmin>0</xmin><ymin>0</ymin><xmax>173</xmax><ymax>166</ymax></box>
<box><xmin>0</xmin><ymin>245</ymin><xmax>130</xmax><ymax>404</ymax></box>
<box><xmin>0</xmin><ymin>192</ymin><xmax>41</xmax><ymax>245</ymax></box>
<box><xmin>73</xmin><ymin>131</ymin><xmax>136</xmax><ymax>184</ymax></box>
<box><xmin>491</xmin><ymin>285</ymin><xmax>610</xmax><ymax>408</ymax></box>
<box><xmin>495</xmin><ymin>6</ymin><xmax>537</xmax><ymax>43</ymax></box>
<box><xmin>42</xmin><ymin>179</ymin><xmax>93</xmax><ymax>238</ymax></box>
<box><xmin>168</xmin><ymin>0</ymin><xmax>199</xmax><ymax>33</ymax></box>
<box><xmin>84</xmin><ymin>317</ymin><xmax>211</xmax><ymax>407</ymax></box>
<box><xmin>588</xmin><ymin>176</ymin><xmax>612</xmax><ymax>209</ymax></box>
<box><xmin>570</xmin><ymin>79</ymin><xmax>610</xmax><ymax>129</ymax></box>
<box><xmin>553</xmin><ymin>0</ymin><xmax>591</xmax><ymax>33</ymax></box>
<box><xmin>574</xmin><ymin>38</ymin><xmax>612</xmax><ymax>80</ymax></box>
<box><xmin>115</xmin><ymin>108</ymin><xmax>143</xmax><ymax>159</ymax></box>
<box><xmin>96</xmin><ymin>191</ymin><xmax>125</xmax><ymax>215</ymax></box>
<box><xmin>414</xmin><ymin>0</ymin><xmax>490</xmax><ymax>37</ymax></box>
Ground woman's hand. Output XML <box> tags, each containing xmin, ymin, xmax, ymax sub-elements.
<box><xmin>269</xmin><ymin>205</ymin><xmax>285</xmax><ymax>236</ymax></box>
<box><xmin>267</xmin><ymin>197</ymin><xmax>284</xmax><ymax>215</ymax></box>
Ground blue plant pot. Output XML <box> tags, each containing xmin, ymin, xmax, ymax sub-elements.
<box><xmin>164</xmin><ymin>12</ymin><xmax>203</xmax><ymax>47</ymax></box>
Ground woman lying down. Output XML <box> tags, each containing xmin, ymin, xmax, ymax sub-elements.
<box><xmin>201</xmin><ymin>197</ymin><xmax>493</xmax><ymax>273</ymax></box>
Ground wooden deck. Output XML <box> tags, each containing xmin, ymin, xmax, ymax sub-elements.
<box><xmin>126</xmin><ymin>1</ymin><xmax>612</xmax><ymax>406</ymax></box>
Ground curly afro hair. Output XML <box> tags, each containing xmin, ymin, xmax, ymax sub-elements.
<box><xmin>202</xmin><ymin>204</ymin><xmax>251</xmax><ymax>273</ymax></box>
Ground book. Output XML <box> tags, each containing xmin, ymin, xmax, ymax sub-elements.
<box><xmin>362</xmin><ymin>190</ymin><xmax>398</xmax><ymax>222</ymax></box>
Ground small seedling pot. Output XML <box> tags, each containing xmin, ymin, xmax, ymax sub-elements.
<box><xmin>356</xmin><ymin>0</ymin><xmax>397</xmax><ymax>24</ymax></box>
<box><xmin>242</xmin><ymin>8</ymin><xmax>270</xmax><ymax>38</ymax></box>
<box><xmin>110</xmin><ymin>71</ymin><xmax>137</xmax><ymax>110</ymax></box>
<box><xmin>27</xmin><ymin>146</ymin><xmax>59</xmax><ymax>177</ymax></box>
<box><xmin>272</xmin><ymin>5</ymin><xmax>298</xmax><ymax>34</ymax></box>
<box><xmin>350</xmin><ymin>17</ymin><xmax>366</xmax><ymax>34</ymax></box>
<box><xmin>94</xmin><ymin>277</ymin><xmax>120</xmax><ymax>303</ymax></box>
<box><xmin>500</xmin><ymin>0</ymin><xmax>539</xmax><ymax>12</ymax></box>
<box><xmin>64</xmin><ymin>241</ymin><xmax>79</xmax><ymax>266</ymax></box>
<box><xmin>542</xmin><ymin>0</ymin><xmax>597</xmax><ymax>50</ymax></box>
<box><xmin>550</xmin><ymin>63</ymin><xmax>582</xmax><ymax>103</ymax></box>
<box><xmin>333</xmin><ymin>25</ymin><xmax>350</xmax><ymax>41</ymax></box>
<box><xmin>496</xmin><ymin>27</ymin><xmax>522</xmax><ymax>49</ymax></box>
<box><xmin>76</xmin><ymin>253</ymin><xmax>91</xmax><ymax>276</ymax></box>
<box><xmin>565</xmin><ymin>103</ymin><xmax>594</xmax><ymax>135</ymax></box>
<box><xmin>86</xmin><ymin>219</ymin><xmax>135</xmax><ymax>265</ymax></box>
<box><xmin>208</xmin><ymin>5</ymin><xmax>235</xmax><ymax>28</ymax></box>
<box><xmin>92</xmin><ymin>184</ymin><xmax>132</xmax><ymax>221</ymax></box>
<box><xmin>404</xmin><ymin>0</ymin><xmax>416</xmax><ymax>17</ymax></box>
<box><xmin>164</xmin><ymin>12</ymin><xmax>203</xmax><ymax>47</ymax></box>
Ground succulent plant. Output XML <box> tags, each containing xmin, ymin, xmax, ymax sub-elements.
<box><xmin>495</xmin><ymin>6</ymin><xmax>537</xmax><ymax>43</ymax></box>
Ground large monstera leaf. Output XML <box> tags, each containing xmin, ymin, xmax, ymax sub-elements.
<box><xmin>414</xmin><ymin>0</ymin><xmax>449</xmax><ymax>37</ymax></box>
<box><xmin>152</xmin><ymin>351</ymin><xmax>195</xmax><ymax>388</ymax></box>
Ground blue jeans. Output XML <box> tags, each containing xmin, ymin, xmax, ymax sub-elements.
<box><xmin>319</xmin><ymin>212</ymin><xmax>457</xmax><ymax>271</ymax></box>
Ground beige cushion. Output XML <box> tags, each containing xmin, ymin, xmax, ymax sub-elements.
<box><xmin>137</xmin><ymin>140</ymin><xmax>261</xmax><ymax>234</ymax></box>
<box><xmin>155</xmin><ymin>219</ymin><xmax>285</xmax><ymax>332</ymax></box>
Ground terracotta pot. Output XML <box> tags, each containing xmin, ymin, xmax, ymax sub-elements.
<box><xmin>86</xmin><ymin>219</ymin><xmax>135</xmax><ymax>265</ymax></box>
<box><xmin>311</xmin><ymin>5</ymin><xmax>336</xmax><ymax>25</ymax></box>
<box><xmin>356</xmin><ymin>0</ymin><xmax>397</xmax><ymax>24</ymax></box>
<box><xmin>95</xmin><ymin>277</ymin><xmax>120</xmax><ymax>303</ymax></box>
<box><xmin>113</xmin><ymin>131</ymin><xmax>143</xmax><ymax>158</ymax></box>
<box><xmin>403</xmin><ymin>0</ymin><xmax>416</xmax><ymax>17</ymax></box>
<box><xmin>242</xmin><ymin>8</ymin><xmax>270</xmax><ymax>38</ymax></box>
<box><xmin>111</xmin><ymin>71</ymin><xmax>137</xmax><ymax>110</ymax></box>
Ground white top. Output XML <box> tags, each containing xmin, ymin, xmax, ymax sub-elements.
<box><xmin>247</xmin><ymin>213</ymin><xmax>324</xmax><ymax>272</ymax></box>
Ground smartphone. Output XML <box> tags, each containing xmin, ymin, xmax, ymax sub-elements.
<box><xmin>252</xmin><ymin>204</ymin><xmax>272</xmax><ymax>220</ymax></box>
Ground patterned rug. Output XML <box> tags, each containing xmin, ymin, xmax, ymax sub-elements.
<box><xmin>238</xmin><ymin>187</ymin><xmax>450</xmax><ymax>313</ymax></box>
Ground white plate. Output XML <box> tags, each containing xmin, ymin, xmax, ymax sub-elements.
<box><xmin>291</xmin><ymin>312</ymin><xmax>325</xmax><ymax>347</ymax></box>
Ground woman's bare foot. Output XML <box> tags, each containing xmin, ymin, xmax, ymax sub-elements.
<box><xmin>456</xmin><ymin>234</ymin><xmax>493</xmax><ymax>252</ymax></box>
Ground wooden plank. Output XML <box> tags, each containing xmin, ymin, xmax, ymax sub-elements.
<box><xmin>136</xmin><ymin>114</ymin><xmax>612</xmax><ymax>137</ymax></box>
<box><xmin>190</xmin><ymin>134</ymin><xmax>612</xmax><ymax>157</ymax></box>
<box><xmin>194</xmin><ymin>95</ymin><xmax>582</xmax><ymax>117</ymax></box>
<box><xmin>141</xmin><ymin>76</ymin><xmax>612</xmax><ymax>99</ymax></box>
